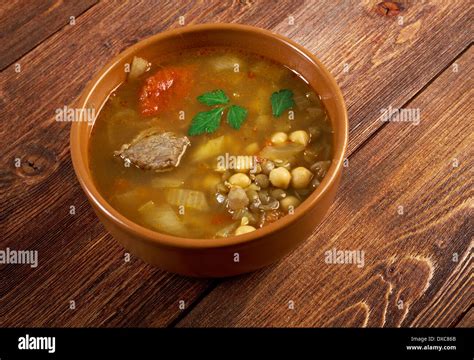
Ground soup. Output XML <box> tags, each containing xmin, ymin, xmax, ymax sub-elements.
<box><xmin>89</xmin><ymin>47</ymin><xmax>333</xmax><ymax>239</ymax></box>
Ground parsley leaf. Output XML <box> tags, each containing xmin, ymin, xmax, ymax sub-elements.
<box><xmin>271</xmin><ymin>89</ymin><xmax>295</xmax><ymax>117</ymax></box>
<box><xmin>197</xmin><ymin>90</ymin><xmax>230</xmax><ymax>106</ymax></box>
<box><xmin>226</xmin><ymin>105</ymin><xmax>248</xmax><ymax>130</ymax></box>
<box><xmin>188</xmin><ymin>107</ymin><xmax>224</xmax><ymax>136</ymax></box>
<box><xmin>188</xmin><ymin>89</ymin><xmax>249</xmax><ymax>135</ymax></box>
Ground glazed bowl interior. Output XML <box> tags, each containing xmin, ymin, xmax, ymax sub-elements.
<box><xmin>71</xmin><ymin>23</ymin><xmax>348</xmax><ymax>249</ymax></box>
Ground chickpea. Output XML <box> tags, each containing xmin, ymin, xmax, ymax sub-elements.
<box><xmin>229</xmin><ymin>173</ymin><xmax>251</xmax><ymax>188</ymax></box>
<box><xmin>269</xmin><ymin>167</ymin><xmax>291</xmax><ymax>189</ymax></box>
<box><xmin>246</xmin><ymin>183</ymin><xmax>260</xmax><ymax>192</ymax></box>
<box><xmin>280</xmin><ymin>195</ymin><xmax>301</xmax><ymax>212</ymax></box>
<box><xmin>289</xmin><ymin>130</ymin><xmax>310</xmax><ymax>146</ymax></box>
<box><xmin>246</xmin><ymin>189</ymin><xmax>259</xmax><ymax>201</ymax></box>
<box><xmin>291</xmin><ymin>167</ymin><xmax>313</xmax><ymax>189</ymax></box>
<box><xmin>235</xmin><ymin>225</ymin><xmax>257</xmax><ymax>236</ymax></box>
<box><xmin>270</xmin><ymin>132</ymin><xmax>288</xmax><ymax>145</ymax></box>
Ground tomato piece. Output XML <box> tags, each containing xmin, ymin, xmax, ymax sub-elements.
<box><xmin>138</xmin><ymin>66</ymin><xmax>194</xmax><ymax>116</ymax></box>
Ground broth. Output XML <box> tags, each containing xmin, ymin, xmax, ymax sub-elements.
<box><xmin>89</xmin><ymin>47</ymin><xmax>333</xmax><ymax>239</ymax></box>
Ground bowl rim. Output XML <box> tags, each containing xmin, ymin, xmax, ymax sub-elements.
<box><xmin>70</xmin><ymin>23</ymin><xmax>348</xmax><ymax>249</ymax></box>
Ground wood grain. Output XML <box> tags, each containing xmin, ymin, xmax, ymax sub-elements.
<box><xmin>410</xmin><ymin>243</ymin><xmax>472</xmax><ymax>327</ymax></box>
<box><xmin>177</xmin><ymin>47</ymin><xmax>473</xmax><ymax>327</ymax></box>
<box><xmin>0</xmin><ymin>0</ymin><xmax>98</xmax><ymax>70</ymax></box>
<box><xmin>456</xmin><ymin>307</ymin><xmax>473</xmax><ymax>328</ymax></box>
<box><xmin>0</xmin><ymin>0</ymin><xmax>471</xmax><ymax>327</ymax></box>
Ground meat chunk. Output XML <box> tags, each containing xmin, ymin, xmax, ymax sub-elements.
<box><xmin>114</xmin><ymin>129</ymin><xmax>190</xmax><ymax>172</ymax></box>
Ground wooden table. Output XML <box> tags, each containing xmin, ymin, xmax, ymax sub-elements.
<box><xmin>1</xmin><ymin>0</ymin><xmax>472</xmax><ymax>328</ymax></box>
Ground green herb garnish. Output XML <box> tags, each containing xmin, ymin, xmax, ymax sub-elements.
<box><xmin>226</xmin><ymin>105</ymin><xmax>248</xmax><ymax>130</ymax></box>
<box><xmin>271</xmin><ymin>89</ymin><xmax>295</xmax><ymax>117</ymax></box>
<box><xmin>197</xmin><ymin>90</ymin><xmax>230</xmax><ymax>106</ymax></box>
<box><xmin>188</xmin><ymin>107</ymin><xmax>224</xmax><ymax>136</ymax></box>
<box><xmin>188</xmin><ymin>90</ymin><xmax>248</xmax><ymax>136</ymax></box>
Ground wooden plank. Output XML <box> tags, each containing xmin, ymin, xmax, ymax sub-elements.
<box><xmin>410</xmin><ymin>247</ymin><xmax>472</xmax><ymax>327</ymax></box>
<box><xmin>177</xmin><ymin>47</ymin><xmax>473</xmax><ymax>327</ymax></box>
<box><xmin>0</xmin><ymin>0</ymin><xmax>98</xmax><ymax>70</ymax></box>
<box><xmin>0</xmin><ymin>1</ymin><xmax>471</xmax><ymax>326</ymax></box>
<box><xmin>456</xmin><ymin>307</ymin><xmax>473</xmax><ymax>328</ymax></box>
<box><xmin>0</xmin><ymin>0</ymin><xmax>304</xmax><ymax>327</ymax></box>
<box><xmin>1</xmin><ymin>232</ymin><xmax>211</xmax><ymax>326</ymax></box>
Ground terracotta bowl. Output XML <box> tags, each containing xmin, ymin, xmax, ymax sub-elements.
<box><xmin>70</xmin><ymin>23</ymin><xmax>348</xmax><ymax>277</ymax></box>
